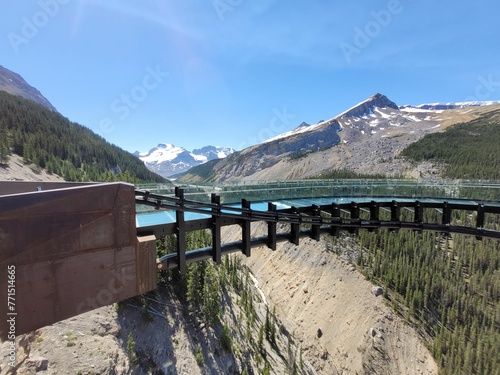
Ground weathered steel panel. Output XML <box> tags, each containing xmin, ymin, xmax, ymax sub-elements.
<box><xmin>0</xmin><ymin>182</ymin><xmax>157</xmax><ymax>340</ymax></box>
<box><xmin>136</xmin><ymin>235</ymin><xmax>157</xmax><ymax>295</ymax></box>
<box><xmin>12</xmin><ymin>245</ymin><xmax>137</xmax><ymax>334</ymax></box>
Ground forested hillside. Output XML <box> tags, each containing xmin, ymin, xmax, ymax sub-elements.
<box><xmin>356</xmin><ymin>112</ymin><xmax>500</xmax><ymax>373</ymax></box>
<box><xmin>401</xmin><ymin>109</ymin><xmax>500</xmax><ymax>180</ymax></box>
<box><xmin>347</xmin><ymin>208</ymin><xmax>500</xmax><ymax>374</ymax></box>
<box><xmin>0</xmin><ymin>90</ymin><xmax>165</xmax><ymax>183</ymax></box>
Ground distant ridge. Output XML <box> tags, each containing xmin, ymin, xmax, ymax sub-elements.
<box><xmin>0</xmin><ymin>65</ymin><xmax>57</xmax><ymax>111</ymax></box>
<box><xmin>408</xmin><ymin>100</ymin><xmax>500</xmax><ymax>111</ymax></box>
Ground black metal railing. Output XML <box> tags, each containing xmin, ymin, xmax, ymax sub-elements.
<box><xmin>135</xmin><ymin>187</ymin><xmax>500</xmax><ymax>273</ymax></box>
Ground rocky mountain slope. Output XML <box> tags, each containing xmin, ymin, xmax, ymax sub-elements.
<box><xmin>178</xmin><ymin>94</ymin><xmax>500</xmax><ymax>182</ymax></box>
<box><xmin>0</xmin><ymin>65</ymin><xmax>57</xmax><ymax>112</ymax></box>
<box><xmin>135</xmin><ymin>143</ymin><xmax>234</xmax><ymax>178</ymax></box>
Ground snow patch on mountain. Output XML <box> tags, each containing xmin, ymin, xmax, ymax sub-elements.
<box><xmin>337</xmin><ymin>93</ymin><xmax>399</xmax><ymax>119</ymax></box>
<box><xmin>263</xmin><ymin>121</ymin><xmax>323</xmax><ymax>143</ymax></box>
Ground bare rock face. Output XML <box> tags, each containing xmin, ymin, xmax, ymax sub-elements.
<box><xmin>0</xmin><ymin>65</ymin><xmax>57</xmax><ymax>111</ymax></box>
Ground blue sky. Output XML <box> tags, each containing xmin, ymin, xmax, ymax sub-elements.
<box><xmin>2</xmin><ymin>0</ymin><xmax>500</xmax><ymax>153</ymax></box>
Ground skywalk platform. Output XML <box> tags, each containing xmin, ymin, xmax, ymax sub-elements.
<box><xmin>1</xmin><ymin>179</ymin><xmax>499</xmax><ymax>340</ymax></box>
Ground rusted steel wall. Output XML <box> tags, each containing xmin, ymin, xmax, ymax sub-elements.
<box><xmin>0</xmin><ymin>182</ymin><xmax>157</xmax><ymax>340</ymax></box>
<box><xmin>0</xmin><ymin>181</ymin><xmax>95</xmax><ymax>196</ymax></box>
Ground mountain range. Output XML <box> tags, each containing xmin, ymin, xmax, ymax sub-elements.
<box><xmin>134</xmin><ymin>144</ymin><xmax>234</xmax><ymax>177</ymax></box>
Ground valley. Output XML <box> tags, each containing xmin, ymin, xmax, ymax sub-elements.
<box><xmin>1</xmin><ymin>65</ymin><xmax>499</xmax><ymax>374</ymax></box>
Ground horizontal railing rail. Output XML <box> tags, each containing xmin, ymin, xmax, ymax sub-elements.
<box><xmin>135</xmin><ymin>187</ymin><xmax>500</xmax><ymax>273</ymax></box>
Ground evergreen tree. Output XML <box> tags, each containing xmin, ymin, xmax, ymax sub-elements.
<box><xmin>0</xmin><ymin>119</ymin><xmax>10</xmax><ymax>164</ymax></box>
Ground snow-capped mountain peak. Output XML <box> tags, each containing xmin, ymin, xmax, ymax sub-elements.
<box><xmin>258</xmin><ymin>92</ymin><xmax>492</xmax><ymax>154</ymax></box>
<box><xmin>137</xmin><ymin>143</ymin><xmax>187</xmax><ymax>163</ymax></box>
<box><xmin>262</xmin><ymin>93</ymin><xmax>399</xmax><ymax>145</ymax></box>
<box><xmin>192</xmin><ymin>145</ymin><xmax>234</xmax><ymax>161</ymax></box>
<box><xmin>135</xmin><ymin>143</ymin><xmax>234</xmax><ymax>177</ymax></box>
<box><xmin>336</xmin><ymin>93</ymin><xmax>399</xmax><ymax>119</ymax></box>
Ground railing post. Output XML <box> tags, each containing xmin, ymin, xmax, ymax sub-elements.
<box><xmin>290</xmin><ymin>206</ymin><xmax>300</xmax><ymax>245</ymax></box>
<box><xmin>175</xmin><ymin>187</ymin><xmax>186</xmax><ymax>274</ymax></box>
<box><xmin>242</xmin><ymin>199</ymin><xmax>251</xmax><ymax>257</ymax></box>
<box><xmin>311</xmin><ymin>205</ymin><xmax>321</xmax><ymax>241</ymax></box>
<box><xmin>369</xmin><ymin>200</ymin><xmax>379</xmax><ymax>232</ymax></box>
<box><xmin>330</xmin><ymin>203</ymin><xmax>341</xmax><ymax>237</ymax></box>
<box><xmin>476</xmin><ymin>203</ymin><xmax>485</xmax><ymax>240</ymax></box>
<box><xmin>440</xmin><ymin>201</ymin><xmax>452</xmax><ymax>237</ymax></box>
<box><xmin>350</xmin><ymin>201</ymin><xmax>360</xmax><ymax>235</ymax></box>
<box><xmin>414</xmin><ymin>200</ymin><xmax>423</xmax><ymax>233</ymax></box>
<box><xmin>211</xmin><ymin>193</ymin><xmax>221</xmax><ymax>264</ymax></box>
<box><xmin>267</xmin><ymin>202</ymin><xmax>277</xmax><ymax>250</ymax></box>
<box><xmin>442</xmin><ymin>201</ymin><xmax>451</xmax><ymax>225</ymax></box>
<box><xmin>390</xmin><ymin>200</ymin><xmax>401</xmax><ymax>232</ymax></box>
